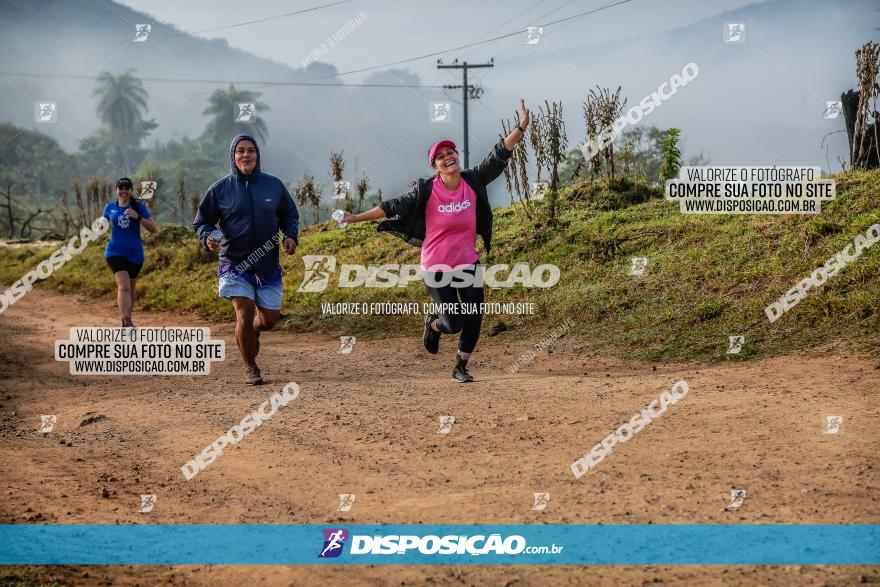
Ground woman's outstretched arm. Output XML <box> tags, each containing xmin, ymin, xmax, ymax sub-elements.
<box><xmin>341</xmin><ymin>206</ymin><xmax>386</xmax><ymax>224</ymax></box>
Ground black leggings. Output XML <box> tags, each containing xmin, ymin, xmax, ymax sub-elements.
<box><xmin>424</xmin><ymin>265</ymin><xmax>485</xmax><ymax>354</ymax></box>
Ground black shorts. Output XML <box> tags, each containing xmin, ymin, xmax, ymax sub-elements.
<box><xmin>106</xmin><ymin>256</ymin><xmax>143</xmax><ymax>278</ymax></box>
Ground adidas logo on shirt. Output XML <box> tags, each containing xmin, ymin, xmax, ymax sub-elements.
<box><xmin>437</xmin><ymin>200</ymin><xmax>471</xmax><ymax>213</ymax></box>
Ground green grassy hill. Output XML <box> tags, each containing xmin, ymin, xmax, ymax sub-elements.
<box><xmin>1</xmin><ymin>170</ymin><xmax>878</xmax><ymax>361</ymax></box>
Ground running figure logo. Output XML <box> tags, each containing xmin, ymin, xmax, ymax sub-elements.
<box><xmin>35</xmin><ymin>102</ymin><xmax>57</xmax><ymax>123</ymax></box>
<box><xmin>824</xmin><ymin>415</ymin><xmax>843</xmax><ymax>435</ymax></box>
<box><xmin>726</xmin><ymin>489</ymin><xmax>747</xmax><ymax>509</ymax></box>
<box><xmin>319</xmin><ymin>528</ymin><xmax>349</xmax><ymax>558</ymax></box>
<box><xmin>430</xmin><ymin>102</ymin><xmax>451</xmax><ymax>123</ymax></box>
<box><xmin>823</xmin><ymin>101</ymin><xmax>842</xmax><ymax>119</ymax></box>
<box><xmin>531</xmin><ymin>492</ymin><xmax>550</xmax><ymax>511</ymax></box>
<box><xmin>298</xmin><ymin>255</ymin><xmax>336</xmax><ymax>292</ymax></box>
<box><xmin>337</xmin><ymin>494</ymin><xmax>356</xmax><ymax>512</ymax></box>
<box><xmin>333</xmin><ymin>181</ymin><xmax>350</xmax><ymax>201</ymax></box>
<box><xmin>139</xmin><ymin>494</ymin><xmax>157</xmax><ymax>513</ymax></box>
<box><xmin>629</xmin><ymin>256</ymin><xmax>648</xmax><ymax>276</ymax></box>
<box><xmin>438</xmin><ymin>415</ymin><xmax>456</xmax><ymax>435</ymax></box>
<box><xmin>525</xmin><ymin>26</ymin><xmax>543</xmax><ymax>45</ymax></box>
<box><xmin>140</xmin><ymin>181</ymin><xmax>157</xmax><ymax>200</ymax></box>
<box><xmin>39</xmin><ymin>415</ymin><xmax>57</xmax><ymax>433</ymax></box>
<box><xmin>724</xmin><ymin>23</ymin><xmax>745</xmax><ymax>43</ymax></box>
<box><xmin>235</xmin><ymin>103</ymin><xmax>256</xmax><ymax>123</ymax></box>
<box><xmin>530</xmin><ymin>181</ymin><xmax>548</xmax><ymax>201</ymax></box>
<box><xmin>133</xmin><ymin>24</ymin><xmax>151</xmax><ymax>42</ymax></box>
<box><xmin>338</xmin><ymin>336</ymin><xmax>356</xmax><ymax>355</ymax></box>
<box><xmin>727</xmin><ymin>335</ymin><xmax>744</xmax><ymax>354</ymax></box>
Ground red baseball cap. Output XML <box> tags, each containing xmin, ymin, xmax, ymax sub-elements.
<box><xmin>428</xmin><ymin>140</ymin><xmax>457</xmax><ymax>166</ymax></box>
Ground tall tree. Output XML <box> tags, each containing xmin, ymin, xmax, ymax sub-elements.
<box><xmin>309</xmin><ymin>177</ymin><xmax>323</xmax><ymax>225</ymax></box>
<box><xmin>329</xmin><ymin>151</ymin><xmax>350</xmax><ymax>211</ymax></box>
<box><xmin>178</xmin><ymin>171</ymin><xmax>186</xmax><ymax>225</ymax></box>
<box><xmin>92</xmin><ymin>70</ymin><xmax>156</xmax><ymax>173</ymax></box>
<box><xmin>583</xmin><ymin>86</ymin><xmax>626</xmax><ymax>179</ymax></box>
<box><xmin>540</xmin><ymin>100</ymin><xmax>568</xmax><ymax>193</ymax></box>
<box><xmin>201</xmin><ymin>84</ymin><xmax>269</xmax><ymax>157</ymax></box>
<box><xmin>500</xmin><ymin>114</ymin><xmax>532</xmax><ymax>217</ymax></box>
<box><xmin>355</xmin><ymin>176</ymin><xmax>369</xmax><ymax>213</ymax></box>
<box><xmin>294</xmin><ymin>178</ymin><xmax>310</xmax><ymax>225</ymax></box>
<box><xmin>659</xmin><ymin>128</ymin><xmax>682</xmax><ymax>183</ymax></box>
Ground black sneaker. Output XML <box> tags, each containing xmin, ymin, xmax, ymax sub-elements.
<box><xmin>423</xmin><ymin>314</ymin><xmax>440</xmax><ymax>354</ymax></box>
<box><xmin>452</xmin><ymin>363</ymin><xmax>474</xmax><ymax>383</ymax></box>
<box><xmin>245</xmin><ymin>365</ymin><xmax>263</xmax><ymax>385</ymax></box>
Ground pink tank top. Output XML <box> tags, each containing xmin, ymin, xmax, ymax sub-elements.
<box><xmin>421</xmin><ymin>176</ymin><xmax>479</xmax><ymax>271</ymax></box>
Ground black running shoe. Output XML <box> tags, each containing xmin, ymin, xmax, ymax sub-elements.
<box><xmin>452</xmin><ymin>363</ymin><xmax>474</xmax><ymax>383</ymax></box>
<box><xmin>423</xmin><ymin>314</ymin><xmax>440</xmax><ymax>354</ymax></box>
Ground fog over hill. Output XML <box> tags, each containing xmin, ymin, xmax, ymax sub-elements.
<box><xmin>0</xmin><ymin>0</ymin><xmax>876</xmax><ymax>205</ymax></box>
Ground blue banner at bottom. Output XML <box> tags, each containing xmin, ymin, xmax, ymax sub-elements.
<box><xmin>1</xmin><ymin>524</ymin><xmax>878</xmax><ymax>565</ymax></box>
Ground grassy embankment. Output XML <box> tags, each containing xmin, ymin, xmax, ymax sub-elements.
<box><xmin>1</xmin><ymin>170</ymin><xmax>877</xmax><ymax>361</ymax></box>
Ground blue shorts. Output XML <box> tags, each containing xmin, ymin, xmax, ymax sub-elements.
<box><xmin>218</xmin><ymin>273</ymin><xmax>283</xmax><ymax>310</ymax></box>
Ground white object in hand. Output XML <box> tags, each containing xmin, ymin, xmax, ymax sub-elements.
<box><xmin>209</xmin><ymin>229</ymin><xmax>223</xmax><ymax>241</ymax></box>
<box><xmin>332</xmin><ymin>209</ymin><xmax>347</xmax><ymax>228</ymax></box>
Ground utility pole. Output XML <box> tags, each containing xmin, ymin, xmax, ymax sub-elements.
<box><xmin>437</xmin><ymin>59</ymin><xmax>493</xmax><ymax>168</ymax></box>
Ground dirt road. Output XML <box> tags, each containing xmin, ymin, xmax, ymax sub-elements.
<box><xmin>1</xmin><ymin>286</ymin><xmax>878</xmax><ymax>585</ymax></box>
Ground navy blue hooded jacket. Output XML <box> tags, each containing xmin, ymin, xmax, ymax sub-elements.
<box><xmin>193</xmin><ymin>134</ymin><xmax>299</xmax><ymax>279</ymax></box>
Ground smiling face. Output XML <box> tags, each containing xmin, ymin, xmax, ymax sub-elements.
<box><xmin>116</xmin><ymin>184</ymin><xmax>132</xmax><ymax>204</ymax></box>
<box><xmin>432</xmin><ymin>147</ymin><xmax>460</xmax><ymax>175</ymax></box>
<box><xmin>234</xmin><ymin>140</ymin><xmax>257</xmax><ymax>176</ymax></box>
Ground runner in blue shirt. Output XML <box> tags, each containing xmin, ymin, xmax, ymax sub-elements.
<box><xmin>103</xmin><ymin>177</ymin><xmax>159</xmax><ymax>327</ymax></box>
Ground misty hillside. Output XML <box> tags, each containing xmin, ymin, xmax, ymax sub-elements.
<box><xmin>0</xmin><ymin>0</ymin><xmax>875</xmax><ymax>207</ymax></box>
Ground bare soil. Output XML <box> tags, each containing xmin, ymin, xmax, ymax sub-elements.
<box><xmin>1</xmin><ymin>286</ymin><xmax>878</xmax><ymax>586</ymax></box>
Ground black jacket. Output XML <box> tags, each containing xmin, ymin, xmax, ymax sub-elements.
<box><xmin>377</xmin><ymin>141</ymin><xmax>512</xmax><ymax>254</ymax></box>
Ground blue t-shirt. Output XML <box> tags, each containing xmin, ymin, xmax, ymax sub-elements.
<box><xmin>103</xmin><ymin>200</ymin><xmax>151</xmax><ymax>264</ymax></box>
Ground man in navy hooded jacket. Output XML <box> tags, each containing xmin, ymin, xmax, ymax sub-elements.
<box><xmin>194</xmin><ymin>134</ymin><xmax>299</xmax><ymax>385</ymax></box>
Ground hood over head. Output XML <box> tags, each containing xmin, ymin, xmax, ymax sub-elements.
<box><xmin>229</xmin><ymin>134</ymin><xmax>261</xmax><ymax>177</ymax></box>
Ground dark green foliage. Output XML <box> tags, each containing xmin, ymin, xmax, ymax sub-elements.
<box><xmin>659</xmin><ymin>128</ymin><xmax>682</xmax><ymax>183</ymax></box>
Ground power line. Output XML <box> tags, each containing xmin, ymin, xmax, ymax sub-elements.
<box><xmin>161</xmin><ymin>0</ymin><xmax>356</xmax><ymax>39</ymax></box>
<box><xmin>39</xmin><ymin>0</ymin><xmax>357</xmax><ymax>50</ymax></box>
<box><xmin>0</xmin><ymin>71</ymin><xmax>443</xmax><ymax>89</ymax></box>
<box><xmin>39</xmin><ymin>0</ymin><xmax>633</xmax><ymax>85</ymax></box>
<box><xmin>5</xmin><ymin>1</ymin><xmax>634</xmax><ymax>107</ymax></box>
<box><xmin>290</xmin><ymin>0</ymin><xmax>635</xmax><ymax>84</ymax></box>
<box><xmin>291</xmin><ymin>0</ymin><xmax>633</xmax><ymax>172</ymax></box>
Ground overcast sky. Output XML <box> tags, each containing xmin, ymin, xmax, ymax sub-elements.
<box><xmin>114</xmin><ymin>0</ymin><xmax>762</xmax><ymax>79</ymax></box>
<box><xmin>4</xmin><ymin>0</ymin><xmax>871</xmax><ymax>196</ymax></box>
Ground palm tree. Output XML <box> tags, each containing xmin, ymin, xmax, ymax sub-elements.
<box><xmin>294</xmin><ymin>178</ymin><xmax>309</xmax><ymax>226</ymax></box>
<box><xmin>201</xmin><ymin>84</ymin><xmax>269</xmax><ymax>157</ymax></box>
<box><xmin>306</xmin><ymin>176</ymin><xmax>322</xmax><ymax>225</ymax></box>
<box><xmin>93</xmin><ymin>69</ymin><xmax>155</xmax><ymax>172</ymax></box>
<box><xmin>355</xmin><ymin>176</ymin><xmax>369</xmax><ymax>213</ymax></box>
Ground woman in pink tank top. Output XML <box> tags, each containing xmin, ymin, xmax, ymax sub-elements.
<box><xmin>339</xmin><ymin>100</ymin><xmax>530</xmax><ymax>383</ymax></box>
